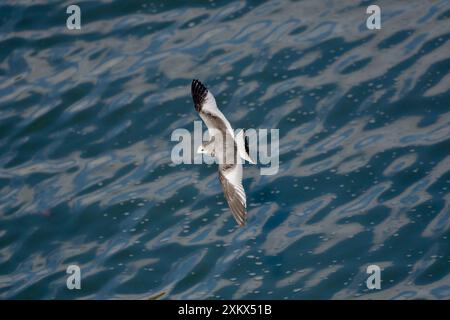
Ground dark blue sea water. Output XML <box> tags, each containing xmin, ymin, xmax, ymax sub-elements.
<box><xmin>1</xmin><ymin>0</ymin><xmax>450</xmax><ymax>300</ymax></box>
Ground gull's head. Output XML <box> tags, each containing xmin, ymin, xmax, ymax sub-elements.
<box><xmin>197</xmin><ymin>145</ymin><xmax>206</xmax><ymax>154</ymax></box>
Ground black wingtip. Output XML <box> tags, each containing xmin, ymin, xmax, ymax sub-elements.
<box><xmin>191</xmin><ymin>79</ymin><xmax>208</xmax><ymax>112</ymax></box>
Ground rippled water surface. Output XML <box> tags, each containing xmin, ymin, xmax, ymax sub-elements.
<box><xmin>1</xmin><ymin>0</ymin><xmax>450</xmax><ymax>299</ymax></box>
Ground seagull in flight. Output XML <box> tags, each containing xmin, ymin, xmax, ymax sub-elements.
<box><xmin>191</xmin><ymin>79</ymin><xmax>255</xmax><ymax>226</ymax></box>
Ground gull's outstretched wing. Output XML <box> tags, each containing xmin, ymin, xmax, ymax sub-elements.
<box><xmin>191</xmin><ymin>79</ymin><xmax>234</xmax><ymax>139</ymax></box>
<box><xmin>219</xmin><ymin>162</ymin><xmax>247</xmax><ymax>226</ymax></box>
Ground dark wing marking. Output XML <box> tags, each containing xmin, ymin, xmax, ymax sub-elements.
<box><xmin>219</xmin><ymin>168</ymin><xmax>246</xmax><ymax>227</ymax></box>
<box><xmin>191</xmin><ymin>79</ymin><xmax>208</xmax><ymax>112</ymax></box>
<box><xmin>200</xmin><ymin>110</ymin><xmax>229</xmax><ymax>134</ymax></box>
<box><xmin>244</xmin><ymin>129</ymin><xmax>250</xmax><ymax>155</ymax></box>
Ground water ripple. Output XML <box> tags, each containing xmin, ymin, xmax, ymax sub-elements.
<box><xmin>0</xmin><ymin>0</ymin><xmax>449</xmax><ymax>299</ymax></box>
